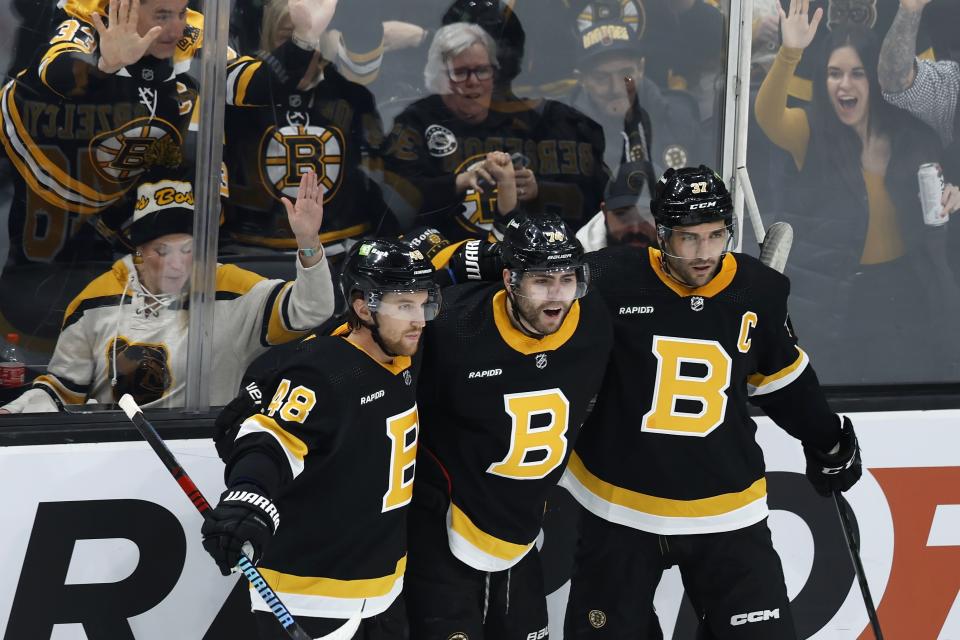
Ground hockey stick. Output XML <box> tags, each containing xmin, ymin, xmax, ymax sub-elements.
<box><xmin>758</xmin><ymin>221</ymin><xmax>793</xmax><ymax>274</ymax></box>
<box><xmin>834</xmin><ymin>491</ymin><xmax>884</xmax><ymax>639</ymax></box>
<box><xmin>117</xmin><ymin>394</ymin><xmax>313</xmax><ymax>640</ymax></box>
<box><xmin>756</xmin><ymin>227</ymin><xmax>884</xmax><ymax>637</ymax></box>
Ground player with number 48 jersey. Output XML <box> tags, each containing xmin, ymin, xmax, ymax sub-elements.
<box><xmin>204</xmin><ymin>239</ymin><xmax>441</xmax><ymax>639</ymax></box>
<box><xmin>407</xmin><ymin>214</ymin><xmax>613</xmax><ymax>639</ymax></box>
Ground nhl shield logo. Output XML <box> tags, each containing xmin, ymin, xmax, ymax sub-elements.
<box><xmin>426</xmin><ymin>124</ymin><xmax>458</xmax><ymax>157</ymax></box>
<box><xmin>289</xmin><ymin>94</ymin><xmax>302</xmax><ymax>107</ymax></box>
<box><xmin>403</xmin><ymin>370</ymin><xmax>412</xmax><ymax>386</ymax></box>
<box><xmin>142</xmin><ymin>68</ymin><xmax>154</xmax><ymax>81</ymax></box>
<box><xmin>535</xmin><ymin>353</ymin><xmax>548</xmax><ymax>369</ymax></box>
<box><xmin>690</xmin><ymin>296</ymin><xmax>705</xmax><ymax>311</ymax></box>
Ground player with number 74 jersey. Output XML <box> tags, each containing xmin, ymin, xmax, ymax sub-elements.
<box><xmin>406</xmin><ymin>213</ymin><xmax>613</xmax><ymax>639</ymax></box>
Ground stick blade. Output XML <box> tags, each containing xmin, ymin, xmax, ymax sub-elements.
<box><xmin>759</xmin><ymin>221</ymin><xmax>794</xmax><ymax>274</ymax></box>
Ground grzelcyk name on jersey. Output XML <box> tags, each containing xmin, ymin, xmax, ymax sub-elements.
<box><xmin>730</xmin><ymin>609</ymin><xmax>780</xmax><ymax>626</ymax></box>
<box><xmin>619</xmin><ymin>306</ymin><xmax>654</xmax><ymax>315</ymax></box>
<box><xmin>468</xmin><ymin>368</ymin><xmax>503</xmax><ymax>379</ymax></box>
<box><xmin>361</xmin><ymin>390</ymin><xmax>385</xmax><ymax>404</ymax></box>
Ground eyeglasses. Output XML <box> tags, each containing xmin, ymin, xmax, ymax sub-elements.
<box><xmin>447</xmin><ymin>65</ymin><xmax>495</xmax><ymax>82</ymax></box>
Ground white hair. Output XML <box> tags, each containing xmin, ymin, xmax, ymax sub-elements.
<box><xmin>424</xmin><ymin>22</ymin><xmax>498</xmax><ymax>95</ymax></box>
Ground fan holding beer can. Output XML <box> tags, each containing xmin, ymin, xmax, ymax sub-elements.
<box><xmin>918</xmin><ymin>163</ymin><xmax>960</xmax><ymax>225</ymax></box>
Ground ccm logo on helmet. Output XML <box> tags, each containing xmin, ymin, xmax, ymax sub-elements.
<box><xmin>730</xmin><ymin>609</ymin><xmax>780</xmax><ymax>626</ymax></box>
<box><xmin>688</xmin><ymin>200</ymin><xmax>717</xmax><ymax>210</ymax></box>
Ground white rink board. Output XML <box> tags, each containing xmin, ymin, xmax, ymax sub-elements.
<box><xmin>1</xmin><ymin>410</ymin><xmax>959</xmax><ymax>639</ymax></box>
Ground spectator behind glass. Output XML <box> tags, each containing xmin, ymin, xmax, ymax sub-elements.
<box><xmin>0</xmin><ymin>173</ymin><xmax>334</xmax><ymax>413</ymax></box>
<box><xmin>755</xmin><ymin>0</ymin><xmax>960</xmax><ymax>382</ymax></box>
<box><xmin>776</xmin><ymin>0</ymin><xmax>937</xmax><ymax>104</ymax></box>
<box><xmin>878</xmin><ymin>0</ymin><xmax>960</xmax><ymax>179</ymax></box>
<box><xmin>383</xmin><ymin>22</ymin><xmax>609</xmax><ymax>239</ymax></box>
<box><xmin>567</xmin><ymin>19</ymin><xmax>703</xmax><ymax>177</ymax></box>
<box><xmin>222</xmin><ymin>0</ymin><xmax>392</xmax><ymax>265</ymax></box>
<box><xmin>576</xmin><ymin>160</ymin><xmax>657</xmax><ymax>251</ymax></box>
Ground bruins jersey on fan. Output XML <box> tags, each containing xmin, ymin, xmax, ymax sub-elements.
<box><xmin>224</xmin><ymin>62</ymin><xmax>391</xmax><ymax>250</ymax></box>
<box><xmin>383</xmin><ymin>93</ymin><xmax>608</xmax><ymax>240</ymax></box>
<box><xmin>560</xmin><ymin>246</ymin><xmax>841</xmax><ymax>535</ymax></box>
<box><xmin>0</xmin><ymin>4</ymin><xmax>201</xmax><ymax>263</ymax></box>
<box><xmin>228</xmin><ymin>326</ymin><xmax>421</xmax><ymax>619</ymax></box>
<box><xmin>417</xmin><ymin>282</ymin><xmax>612</xmax><ymax>571</ymax></box>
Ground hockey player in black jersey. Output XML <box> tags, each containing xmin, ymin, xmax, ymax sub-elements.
<box><xmin>561</xmin><ymin>166</ymin><xmax>863</xmax><ymax>639</ymax></box>
<box><xmin>202</xmin><ymin>238</ymin><xmax>441</xmax><ymax>639</ymax></box>
<box><xmin>407</xmin><ymin>214</ymin><xmax>613</xmax><ymax>639</ymax></box>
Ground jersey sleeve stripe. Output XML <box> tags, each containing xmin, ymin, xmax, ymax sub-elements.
<box><xmin>446</xmin><ymin>502</ymin><xmax>533</xmax><ymax>571</ymax></box>
<box><xmin>236</xmin><ymin>414</ymin><xmax>308</xmax><ymax>479</ymax></box>
<box><xmin>429</xmin><ymin>240</ymin><xmax>466</xmax><ymax>270</ymax></box>
<box><xmin>564</xmin><ymin>452</ymin><xmax>767</xmax><ymax>518</ymax></box>
<box><xmin>33</xmin><ymin>374</ymin><xmax>88</xmax><ymax>405</ymax></box>
<box><xmin>335</xmin><ymin>39</ymin><xmax>384</xmax><ymax>85</ymax></box>
<box><xmin>747</xmin><ymin>347</ymin><xmax>809</xmax><ymax>396</ymax></box>
<box><xmin>265</xmin><ymin>282</ymin><xmax>309</xmax><ymax>345</ymax></box>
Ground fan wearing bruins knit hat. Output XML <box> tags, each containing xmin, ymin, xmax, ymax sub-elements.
<box><xmin>0</xmin><ymin>171</ymin><xmax>335</xmax><ymax>413</ymax></box>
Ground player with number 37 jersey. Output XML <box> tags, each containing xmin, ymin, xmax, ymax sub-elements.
<box><xmin>407</xmin><ymin>214</ymin><xmax>613</xmax><ymax>639</ymax></box>
<box><xmin>562</xmin><ymin>167</ymin><xmax>862</xmax><ymax>639</ymax></box>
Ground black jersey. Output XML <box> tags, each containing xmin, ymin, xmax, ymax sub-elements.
<box><xmin>0</xmin><ymin>6</ymin><xmax>201</xmax><ymax>263</ymax></box>
<box><xmin>228</xmin><ymin>326</ymin><xmax>420</xmax><ymax>619</ymax></box>
<box><xmin>224</xmin><ymin>62</ymin><xmax>391</xmax><ymax>250</ymax></box>
<box><xmin>384</xmin><ymin>93</ymin><xmax>608</xmax><ymax>239</ymax></box>
<box><xmin>561</xmin><ymin>247</ymin><xmax>840</xmax><ymax>535</ymax></box>
<box><xmin>417</xmin><ymin>283</ymin><xmax>612</xmax><ymax>571</ymax></box>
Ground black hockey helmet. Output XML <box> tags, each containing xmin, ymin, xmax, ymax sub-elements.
<box><xmin>651</xmin><ymin>165</ymin><xmax>734</xmax><ymax>228</ymax></box>
<box><xmin>340</xmin><ymin>238</ymin><xmax>442</xmax><ymax>322</ymax></box>
<box><xmin>501</xmin><ymin>213</ymin><xmax>589</xmax><ymax>299</ymax></box>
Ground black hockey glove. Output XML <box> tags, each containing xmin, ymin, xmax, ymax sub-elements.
<box><xmin>201</xmin><ymin>484</ymin><xmax>280</xmax><ymax>575</ymax></box>
<box><xmin>803</xmin><ymin>416</ymin><xmax>862</xmax><ymax>497</ymax></box>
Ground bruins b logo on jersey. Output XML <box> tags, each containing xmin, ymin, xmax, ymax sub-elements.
<box><xmin>454</xmin><ymin>154</ymin><xmax>500</xmax><ymax>235</ymax></box>
<box><xmin>259</xmin><ymin>123</ymin><xmax>345</xmax><ymax>203</ymax></box>
<box><xmin>90</xmin><ymin>117</ymin><xmax>182</xmax><ymax>184</ymax></box>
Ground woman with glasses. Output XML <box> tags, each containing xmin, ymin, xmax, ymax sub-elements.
<box><xmin>384</xmin><ymin>21</ymin><xmax>609</xmax><ymax>240</ymax></box>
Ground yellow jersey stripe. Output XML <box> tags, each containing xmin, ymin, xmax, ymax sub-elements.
<box><xmin>340</xmin><ymin>337</ymin><xmax>411</xmax><ymax>375</ymax></box>
<box><xmin>430</xmin><ymin>240</ymin><xmax>466</xmax><ymax>270</ymax></box>
<box><xmin>235</xmin><ymin>60</ymin><xmax>260</xmax><ymax>107</ymax></box>
<box><xmin>256</xmin><ymin>556</ymin><xmax>405</xmax><ymax>598</ymax></box>
<box><xmin>34</xmin><ymin>374</ymin><xmax>87</xmax><ymax>405</ymax></box>
<box><xmin>747</xmin><ymin>347</ymin><xmax>809</xmax><ymax>396</ymax></box>
<box><xmin>449</xmin><ymin>502</ymin><xmax>531</xmax><ymax>561</ymax></box>
<box><xmin>237</xmin><ymin>414</ymin><xmax>308</xmax><ymax>479</ymax></box>
<box><xmin>215</xmin><ymin>263</ymin><xmax>266</xmax><ymax>296</ymax></box>
<box><xmin>265</xmin><ymin>282</ymin><xmax>310</xmax><ymax>345</ymax></box>
<box><xmin>567</xmin><ymin>452</ymin><xmax>767</xmax><ymax>518</ymax></box>
<box><xmin>63</xmin><ymin>260</ymin><xmax>130</xmax><ymax>323</ymax></box>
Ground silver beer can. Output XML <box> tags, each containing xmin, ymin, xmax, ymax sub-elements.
<box><xmin>919</xmin><ymin>162</ymin><xmax>947</xmax><ymax>226</ymax></box>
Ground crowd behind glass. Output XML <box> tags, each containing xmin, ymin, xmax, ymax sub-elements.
<box><xmin>1</xmin><ymin>0</ymin><xmax>959</xmax><ymax>414</ymax></box>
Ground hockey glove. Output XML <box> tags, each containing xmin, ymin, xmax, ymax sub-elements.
<box><xmin>201</xmin><ymin>484</ymin><xmax>280</xmax><ymax>575</ymax></box>
<box><xmin>804</xmin><ymin>416</ymin><xmax>862</xmax><ymax>497</ymax></box>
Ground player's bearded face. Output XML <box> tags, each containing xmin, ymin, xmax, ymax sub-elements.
<box><xmin>511</xmin><ymin>270</ymin><xmax>579</xmax><ymax>335</ymax></box>
<box><xmin>374</xmin><ymin>291</ymin><xmax>431</xmax><ymax>356</ymax></box>
<box><xmin>139</xmin><ymin>0</ymin><xmax>190</xmax><ymax>60</ymax></box>
<box><xmin>660</xmin><ymin>221</ymin><xmax>730</xmax><ymax>288</ymax></box>
<box><xmin>137</xmin><ymin>233</ymin><xmax>193</xmax><ymax>295</ymax></box>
